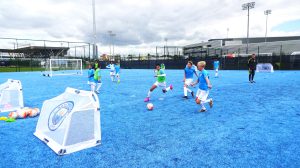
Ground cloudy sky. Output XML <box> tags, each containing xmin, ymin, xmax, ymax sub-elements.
<box><xmin>0</xmin><ymin>0</ymin><xmax>300</xmax><ymax>55</ymax></box>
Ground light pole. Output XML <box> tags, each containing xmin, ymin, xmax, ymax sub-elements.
<box><xmin>227</xmin><ymin>28</ymin><xmax>229</xmax><ymax>38</ymax></box>
<box><xmin>242</xmin><ymin>2</ymin><xmax>255</xmax><ymax>54</ymax></box>
<box><xmin>264</xmin><ymin>9</ymin><xmax>272</xmax><ymax>43</ymax></box>
<box><xmin>111</xmin><ymin>33</ymin><xmax>116</xmax><ymax>60</ymax></box>
<box><xmin>164</xmin><ymin>38</ymin><xmax>168</xmax><ymax>56</ymax></box>
<box><xmin>92</xmin><ymin>0</ymin><xmax>97</xmax><ymax>59</ymax></box>
<box><xmin>108</xmin><ymin>31</ymin><xmax>112</xmax><ymax>57</ymax></box>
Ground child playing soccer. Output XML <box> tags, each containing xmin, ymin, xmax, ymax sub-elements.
<box><xmin>144</xmin><ymin>64</ymin><xmax>173</xmax><ymax>102</ymax></box>
<box><xmin>183</xmin><ymin>61</ymin><xmax>198</xmax><ymax>99</ymax></box>
<box><xmin>192</xmin><ymin>61</ymin><xmax>213</xmax><ymax>112</ymax></box>
<box><xmin>94</xmin><ymin>65</ymin><xmax>102</xmax><ymax>94</ymax></box>
<box><xmin>213</xmin><ymin>58</ymin><xmax>220</xmax><ymax>78</ymax></box>
<box><xmin>106</xmin><ymin>62</ymin><xmax>115</xmax><ymax>82</ymax></box>
<box><xmin>87</xmin><ymin>64</ymin><xmax>95</xmax><ymax>92</ymax></box>
<box><xmin>114</xmin><ymin>63</ymin><xmax>121</xmax><ymax>83</ymax></box>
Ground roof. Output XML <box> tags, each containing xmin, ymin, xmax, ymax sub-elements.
<box><xmin>0</xmin><ymin>46</ymin><xmax>70</xmax><ymax>58</ymax></box>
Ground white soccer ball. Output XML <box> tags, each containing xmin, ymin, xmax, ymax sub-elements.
<box><xmin>17</xmin><ymin>109</ymin><xmax>27</xmax><ymax>119</ymax></box>
<box><xmin>28</xmin><ymin>108</ymin><xmax>40</xmax><ymax>117</ymax></box>
<box><xmin>147</xmin><ymin>103</ymin><xmax>154</xmax><ymax>111</ymax></box>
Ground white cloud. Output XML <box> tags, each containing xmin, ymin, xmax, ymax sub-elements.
<box><xmin>0</xmin><ymin>0</ymin><xmax>299</xmax><ymax>55</ymax></box>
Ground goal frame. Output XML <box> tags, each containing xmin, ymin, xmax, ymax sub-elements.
<box><xmin>256</xmin><ymin>63</ymin><xmax>274</xmax><ymax>73</ymax></box>
<box><xmin>43</xmin><ymin>59</ymin><xmax>83</xmax><ymax>77</ymax></box>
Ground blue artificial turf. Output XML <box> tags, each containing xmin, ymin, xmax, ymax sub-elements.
<box><xmin>0</xmin><ymin>70</ymin><xmax>300</xmax><ymax>167</ymax></box>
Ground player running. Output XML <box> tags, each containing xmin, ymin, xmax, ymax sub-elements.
<box><xmin>87</xmin><ymin>64</ymin><xmax>95</xmax><ymax>92</ymax></box>
<box><xmin>114</xmin><ymin>63</ymin><xmax>121</xmax><ymax>83</ymax></box>
<box><xmin>144</xmin><ymin>64</ymin><xmax>173</xmax><ymax>102</ymax></box>
<box><xmin>183</xmin><ymin>61</ymin><xmax>198</xmax><ymax>99</ymax></box>
<box><xmin>213</xmin><ymin>58</ymin><xmax>220</xmax><ymax>78</ymax></box>
<box><xmin>94</xmin><ymin>65</ymin><xmax>102</xmax><ymax>94</ymax></box>
<box><xmin>106</xmin><ymin>62</ymin><xmax>115</xmax><ymax>82</ymax></box>
<box><xmin>192</xmin><ymin>61</ymin><xmax>213</xmax><ymax>112</ymax></box>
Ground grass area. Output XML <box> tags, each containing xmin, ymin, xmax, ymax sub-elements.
<box><xmin>0</xmin><ymin>67</ymin><xmax>44</xmax><ymax>72</ymax></box>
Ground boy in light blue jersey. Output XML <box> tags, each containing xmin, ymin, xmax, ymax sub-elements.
<box><xmin>106</xmin><ymin>62</ymin><xmax>115</xmax><ymax>82</ymax></box>
<box><xmin>87</xmin><ymin>64</ymin><xmax>95</xmax><ymax>92</ymax></box>
<box><xmin>213</xmin><ymin>59</ymin><xmax>220</xmax><ymax>78</ymax></box>
<box><xmin>114</xmin><ymin>64</ymin><xmax>121</xmax><ymax>83</ymax></box>
<box><xmin>183</xmin><ymin>61</ymin><xmax>198</xmax><ymax>99</ymax></box>
<box><xmin>192</xmin><ymin>61</ymin><xmax>213</xmax><ymax>112</ymax></box>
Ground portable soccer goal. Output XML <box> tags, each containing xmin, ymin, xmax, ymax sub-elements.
<box><xmin>256</xmin><ymin>63</ymin><xmax>274</xmax><ymax>73</ymax></box>
<box><xmin>42</xmin><ymin>59</ymin><xmax>83</xmax><ymax>77</ymax></box>
<box><xmin>0</xmin><ymin>79</ymin><xmax>24</xmax><ymax>113</ymax></box>
<box><xmin>34</xmin><ymin>87</ymin><xmax>101</xmax><ymax>155</ymax></box>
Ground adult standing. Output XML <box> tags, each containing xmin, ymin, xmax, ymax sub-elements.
<box><xmin>248</xmin><ymin>54</ymin><xmax>257</xmax><ymax>83</ymax></box>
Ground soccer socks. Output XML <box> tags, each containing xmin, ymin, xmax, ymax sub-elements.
<box><xmin>200</xmin><ymin>102</ymin><xmax>206</xmax><ymax>110</ymax></box>
<box><xmin>165</xmin><ymin>85</ymin><xmax>173</xmax><ymax>92</ymax></box>
<box><xmin>91</xmin><ymin>84</ymin><xmax>95</xmax><ymax>92</ymax></box>
<box><xmin>147</xmin><ymin>90</ymin><xmax>152</xmax><ymax>98</ymax></box>
<box><xmin>200</xmin><ymin>98</ymin><xmax>212</xmax><ymax>110</ymax></box>
<box><xmin>203</xmin><ymin>98</ymin><xmax>212</xmax><ymax>104</ymax></box>
<box><xmin>184</xmin><ymin>87</ymin><xmax>192</xmax><ymax>96</ymax></box>
<box><xmin>184</xmin><ymin>87</ymin><xmax>187</xmax><ymax>96</ymax></box>
<box><xmin>96</xmin><ymin>83</ymin><xmax>102</xmax><ymax>91</ymax></box>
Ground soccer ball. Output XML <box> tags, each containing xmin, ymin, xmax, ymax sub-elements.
<box><xmin>17</xmin><ymin>109</ymin><xmax>27</xmax><ymax>119</ymax></box>
<box><xmin>28</xmin><ymin>108</ymin><xmax>40</xmax><ymax>117</ymax></box>
<box><xmin>147</xmin><ymin>103</ymin><xmax>154</xmax><ymax>111</ymax></box>
<box><xmin>8</xmin><ymin>112</ymin><xmax>18</xmax><ymax>119</ymax></box>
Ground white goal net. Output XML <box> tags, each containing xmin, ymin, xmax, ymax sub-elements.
<box><xmin>0</xmin><ymin>79</ymin><xmax>24</xmax><ymax>112</ymax></box>
<box><xmin>42</xmin><ymin>59</ymin><xmax>83</xmax><ymax>77</ymax></box>
<box><xmin>256</xmin><ymin>63</ymin><xmax>274</xmax><ymax>73</ymax></box>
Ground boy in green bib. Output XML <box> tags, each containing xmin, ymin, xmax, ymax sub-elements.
<box><xmin>94</xmin><ymin>65</ymin><xmax>102</xmax><ymax>94</ymax></box>
<box><xmin>144</xmin><ymin>64</ymin><xmax>173</xmax><ymax>102</ymax></box>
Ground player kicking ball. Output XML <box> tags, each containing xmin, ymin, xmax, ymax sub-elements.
<box><xmin>183</xmin><ymin>61</ymin><xmax>198</xmax><ymax>99</ymax></box>
<box><xmin>192</xmin><ymin>61</ymin><xmax>213</xmax><ymax>112</ymax></box>
<box><xmin>144</xmin><ymin>64</ymin><xmax>173</xmax><ymax>102</ymax></box>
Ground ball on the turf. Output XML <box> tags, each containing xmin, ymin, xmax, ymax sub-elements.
<box><xmin>28</xmin><ymin>108</ymin><xmax>40</xmax><ymax>117</ymax></box>
<box><xmin>17</xmin><ymin>109</ymin><xmax>27</xmax><ymax>119</ymax></box>
<box><xmin>8</xmin><ymin>112</ymin><xmax>18</xmax><ymax>119</ymax></box>
<box><xmin>147</xmin><ymin>103</ymin><xmax>154</xmax><ymax>110</ymax></box>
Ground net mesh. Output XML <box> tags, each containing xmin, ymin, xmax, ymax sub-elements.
<box><xmin>0</xmin><ymin>79</ymin><xmax>23</xmax><ymax>112</ymax></box>
<box><xmin>43</xmin><ymin>59</ymin><xmax>83</xmax><ymax>77</ymax></box>
<box><xmin>256</xmin><ymin>63</ymin><xmax>274</xmax><ymax>72</ymax></box>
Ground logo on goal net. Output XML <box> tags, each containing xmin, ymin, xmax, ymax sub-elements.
<box><xmin>48</xmin><ymin>101</ymin><xmax>74</xmax><ymax>131</ymax></box>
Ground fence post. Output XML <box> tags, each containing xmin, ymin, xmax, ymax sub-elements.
<box><xmin>280</xmin><ymin>45</ymin><xmax>282</xmax><ymax>70</ymax></box>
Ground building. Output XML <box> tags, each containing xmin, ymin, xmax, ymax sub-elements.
<box><xmin>183</xmin><ymin>36</ymin><xmax>300</xmax><ymax>57</ymax></box>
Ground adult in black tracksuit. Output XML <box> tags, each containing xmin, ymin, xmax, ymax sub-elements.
<box><xmin>248</xmin><ymin>54</ymin><xmax>257</xmax><ymax>83</ymax></box>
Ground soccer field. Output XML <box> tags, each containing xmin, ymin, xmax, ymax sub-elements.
<box><xmin>0</xmin><ymin>70</ymin><xmax>300</xmax><ymax>167</ymax></box>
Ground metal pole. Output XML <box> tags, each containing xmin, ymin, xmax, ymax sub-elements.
<box><xmin>246</xmin><ymin>7</ymin><xmax>249</xmax><ymax>54</ymax></box>
<box><xmin>265</xmin><ymin>14</ymin><xmax>268</xmax><ymax>43</ymax></box>
<box><xmin>227</xmin><ymin>28</ymin><xmax>229</xmax><ymax>38</ymax></box>
<box><xmin>92</xmin><ymin>0</ymin><xmax>97</xmax><ymax>59</ymax></box>
<box><xmin>264</xmin><ymin>10</ymin><xmax>271</xmax><ymax>43</ymax></box>
<box><xmin>242</xmin><ymin>2</ymin><xmax>255</xmax><ymax>54</ymax></box>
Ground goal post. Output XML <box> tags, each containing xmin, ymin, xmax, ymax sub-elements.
<box><xmin>43</xmin><ymin>59</ymin><xmax>83</xmax><ymax>77</ymax></box>
<box><xmin>256</xmin><ymin>63</ymin><xmax>274</xmax><ymax>73</ymax></box>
